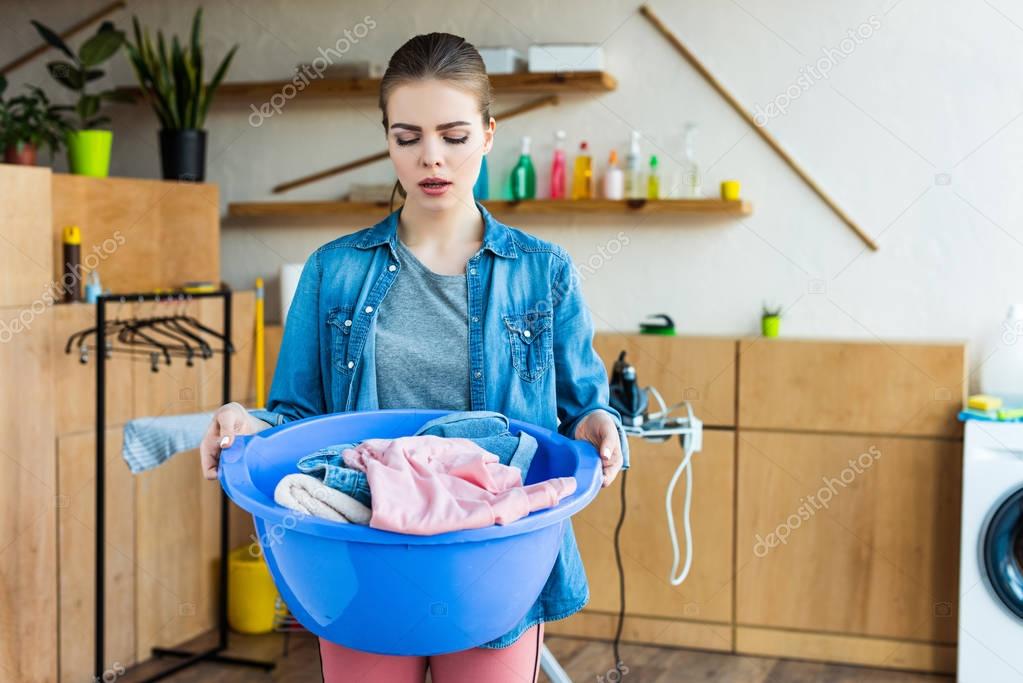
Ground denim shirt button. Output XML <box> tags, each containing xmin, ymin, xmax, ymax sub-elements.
<box><xmin>388</xmin><ymin>264</ymin><xmax>396</xmax><ymax>272</ymax></box>
<box><xmin>523</xmin><ymin>330</ymin><xmax>531</xmax><ymax>338</ymax></box>
<box><xmin>364</xmin><ymin>305</ymin><xmax>374</xmax><ymax>313</ymax></box>
<box><xmin>469</xmin><ymin>267</ymin><xmax>477</xmax><ymax>275</ymax></box>
<box><xmin>347</xmin><ymin>360</ymin><xmax>355</xmax><ymax>369</ymax></box>
<box><xmin>344</xmin><ymin>319</ymin><xmax>352</xmax><ymax>327</ymax></box>
<box><xmin>474</xmin><ymin>370</ymin><xmax>482</xmax><ymax>378</ymax></box>
<box><xmin>472</xmin><ymin>316</ymin><xmax>479</xmax><ymax>323</ymax></box>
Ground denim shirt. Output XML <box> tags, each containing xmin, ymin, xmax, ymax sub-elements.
<box><xmin>250</xmin><ymin>200</ymin><xmax>629</xmax><ymax>649</ymax></box>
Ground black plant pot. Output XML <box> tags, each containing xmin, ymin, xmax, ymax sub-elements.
<box><xmin>159</xmin><ymin>128</ymin><xmax>207</xmax><ymax>182</ymax></box>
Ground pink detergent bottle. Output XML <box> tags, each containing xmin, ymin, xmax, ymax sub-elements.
<box><xmin>549</xmin><ymin>130</ymin><xmax>567</xmax><ymax>199</ymax></box>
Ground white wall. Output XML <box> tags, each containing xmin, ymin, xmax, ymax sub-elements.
<box><xmin>4</xmin><ymin>0</ymin><xmax>1020</xmax><ymax>389</ymax></box>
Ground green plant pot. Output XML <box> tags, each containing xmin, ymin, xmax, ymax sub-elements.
<box><xmin>762</xmin><ymin>315</ymin><xmax>780</xmax><ymax>338</ymax></box>
<box><xmin>66</xmin><ymin>129</ymin><xmax>113</xmax><ymax>177</ymax></box>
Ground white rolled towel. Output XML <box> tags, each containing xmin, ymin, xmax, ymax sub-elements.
<box><xmin>273</xmin><ymin>473</ymin><xmax>372</xmax><ymax>525</ymax></box>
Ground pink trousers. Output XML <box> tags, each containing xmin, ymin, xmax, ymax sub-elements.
<box><xmin>318</xmin><ymin>623</ymin><xmax>544</xmax><ymax>682</ymax></box>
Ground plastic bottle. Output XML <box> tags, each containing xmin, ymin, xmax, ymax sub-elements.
<box><xmin>647</xmin><ymin>155</ymin><xmax>660</xmax><ymax>199</ymax></box>
<box><xmin>624</xmin><ymin>130</ymin><xmax>643</xmax><ymax>199</ymax></box>
<box><xmin>981</xmin><ymin>304</ymin><xmax>1023</xmax><ymax>405</ymax></box>
<box><xmin>473</xmin><ymin>154</ymin><xmax>489</xmax><ymax>200</ymax></box>
<box><xmin>572</xmin><ymin>141</ymin><xmax>593</xmax><ymax>200</ymax></box>
<box><xmin>549</xmin><ymin>131</ymin><xmax>567</xmax><ymax>199</ymax></box>
<box><xmin>602</xmin><ymin>149</ymin><xmax>624</xmax><ymax>200</ymax></box>
<box><xmin>682</xmin><ymin>123</ymin><xmax>701</xmax><ymax>197</ymax></box>
<box><xmin>510</xmin><ymin>136</ymin><xmax>536</xmax><ymax>200</ymax></box>
<box><xmin>85</xmin><ymin>270</ymin><xmax>103</xmax><ymax>304</ymax></box>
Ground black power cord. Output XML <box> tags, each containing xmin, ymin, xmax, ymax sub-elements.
<box><xmin>612</xmin><ymin>468</ymin><xmax>628</xmax><ymax>676</ymax></box>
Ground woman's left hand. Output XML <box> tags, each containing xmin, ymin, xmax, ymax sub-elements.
<box><xmin>575</xmin><ymin>410</ymin><xmax>624</xmax><ymax>488</ymax></box>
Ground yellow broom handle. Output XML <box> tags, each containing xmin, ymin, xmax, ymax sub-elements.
<box><xmin>255</xmin><ymin>278</ymin><xmax>266</xmax><ymax>408</ymax></box>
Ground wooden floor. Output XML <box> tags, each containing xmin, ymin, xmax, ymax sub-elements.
<box><xmin>117</xmin><ymin>630</ymin><xmax>954</xmax><ymax>682</ymax></box>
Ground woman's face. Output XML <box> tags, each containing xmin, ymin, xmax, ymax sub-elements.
<box><xmin>386</xmin><ymin>79</ymin><xmax>495</xmax><ymax>212</ymax></box>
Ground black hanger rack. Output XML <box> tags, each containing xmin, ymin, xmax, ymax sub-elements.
<box><xmin>67</xmin><ymin>288</ymin><xmax>274</xmax><ymax>682</ymax></box>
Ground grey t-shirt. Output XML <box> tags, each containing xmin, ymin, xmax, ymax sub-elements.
<box><xmin>374</xmin><ymin>237</ymin><xmax>472</xmax><ymax>410</ymax></box>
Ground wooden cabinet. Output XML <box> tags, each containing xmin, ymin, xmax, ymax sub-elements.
<box><xmin>0</xmin><ymin>304</ymin><xmax>57</xmax><ymax>683</ymax></box>
<box><xmin>548</xmin><ymin>335</ymin><xmax>739</xmax><ymax>650</ymax></box>
<box><xmin>552</xmin><ymin>429</ymin><xmax>736</xmax><ymax>651</ymax></box>
<box><xmin>50</xmin><ymin>174</ymin><xmax>219</xmax><ymax>295</ymax></box>
<box><xmin>734</xmin><ymin>431</ymin><xmax>960</xmax><ymax>672</ymax></box>
<box><xmin>594</xmin><ymin>334</ymin><xmax>737</xmax><ymax>428</ymax></box>
<box><xmin>547</xmin><ymin>334</ymin><xmax>966</xmax><ymax>674</ymax></box>
<box><xmin>0</xmin><ymin>166</ymin><xmax>259</xmax><ymax>682</ymax></box>
<box><xmin>737</xmin><ymin>338</ymin><xmax>966</xmax><ymax>438</ymax></box>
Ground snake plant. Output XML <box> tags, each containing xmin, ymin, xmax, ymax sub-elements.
<box><xmin>123</xmin><ymin>8</ymin><xmax>237</xmax><ymax>130</ymax></box>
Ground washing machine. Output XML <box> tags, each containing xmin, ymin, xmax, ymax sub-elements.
<box><xmin>959</xmin><ymin>420</ymin><xmax>1023</xmax><ymax>682</ymax></box>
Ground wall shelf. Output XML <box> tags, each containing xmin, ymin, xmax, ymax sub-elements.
<box><xmin>114</xmin><ymin>71</ymin><xmax>617</xmax><ymax>103</ymax></box>
<box><xmin>227</xmin><ymin>198</ymin><xmax>752</xmax><ymax>219</ymax></box>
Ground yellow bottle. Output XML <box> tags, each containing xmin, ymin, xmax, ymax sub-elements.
<box><xmin>647</xmin><ymin>154</ymin><xmax>660</xmax><ymax>199</ymax></box>
<box><xmin>572</xmin><ymin>141</ymin><xmax>593</xmax><ymax>200</ymax></box>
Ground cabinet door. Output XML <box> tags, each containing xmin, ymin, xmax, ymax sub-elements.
<box><xmin>135</xmin><ymin>444</ymin><xmax>221</xmax><ymax>662</ymax></box>
<box><xmin>737</xmin><ymin>339</ymin><xmax>964</xmax><ymax>438</ymax></box>
<box><xmin>57</xmin><ymin>428</ymin><xmax>135</xmax><ymax>683</ymax></box>
<box><xmin>594</xmin><ymin>334</ymin><xmax>737</xmax><ymax>428</ymax></box>
<box><xmin>0</xmin><ymin>306</ymin><xmax>56</xmax><ymax>683</ymax></box>
<box><xmin>569</xmin><ymin>430</ymin><xmax>734</xmax><ymax>636</ymax></box>
<box><xmin>736</xmin><ymin>430</ymin><xmax>961</xmax><ymax>643</ymax></box>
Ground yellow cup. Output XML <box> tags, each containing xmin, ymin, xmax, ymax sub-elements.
<box><xmin>721</xmin><ymin>180</ymin><xmax>741</xmax><ymax>201</ymax></box>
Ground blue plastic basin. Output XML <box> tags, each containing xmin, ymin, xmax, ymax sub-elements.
<box><xmin>219</xmin><ymin>409</ymin><xmax>602</xmax><ymax>655</ymax></box>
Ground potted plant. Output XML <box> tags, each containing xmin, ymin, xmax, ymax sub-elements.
<box><xmin>0</xmin><ymin>77</ymin><xmax>73</xmax><ymax>165</ymax></box>
<box><xmin>123</xmin><ymin>8</ymin><xmax>237</xmax><ymax>181</ymax></box>
<box><xmin>762</xmin><ymin>303</ymin><xmax>781</xmax><ymax>338</ymax></box>
<box><xmin>32</xmin><ymin>19</ymin><xmax>127</xmax><ymax>176</ymax></box>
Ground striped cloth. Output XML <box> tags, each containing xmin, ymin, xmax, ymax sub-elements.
<box><xmin>121</xmin><ymin>411</ymin><xmax>220</xmax><ymax>474</ymax></box>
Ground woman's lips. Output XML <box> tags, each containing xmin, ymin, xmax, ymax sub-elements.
<box><xmin>419</xmin><ymin>179</ymin><xmax>452</xmax><ymax>196</ymax></box>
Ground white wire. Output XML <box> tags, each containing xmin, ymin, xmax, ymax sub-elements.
<box><xmin>623</xmin><ymin>396</ymin><xmax>700</xmax><ymax>586</ymax></box>
<box><xmin>666</xmin><ymin>434</ymin><xmax>696</xmax><ymax>585</ymax></box>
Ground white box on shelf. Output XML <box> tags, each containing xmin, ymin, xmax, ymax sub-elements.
<box><xmin>527</xmin><ymin>44</ymin><xmax>604</xmax><ymax>73</ymax></box>
<box><xmin>479</xmin><ymin>47</ymin><xmax>526</xmax><ymax>74</ymax></box>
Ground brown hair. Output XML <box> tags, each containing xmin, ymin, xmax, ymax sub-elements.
<box><xmin>379</xmin><ymin>33</ymin><xmax>493</xmax><ymax>211</ymax></box>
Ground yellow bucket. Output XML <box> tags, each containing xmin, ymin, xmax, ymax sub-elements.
<box><xmin>227</xmin><ymin>543</ymin><xmax>282</xmax><ymax>634</ymax></box>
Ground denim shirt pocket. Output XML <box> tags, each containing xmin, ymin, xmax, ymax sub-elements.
<box><xmin>502</xmin><ymin>310</ymin><xmax>554</xmax><ymax>382</ymax></box>
<box><xmin>326</xmin><ymin>305</ymin><xmax>357</xmax><ymax>375</ymax></box>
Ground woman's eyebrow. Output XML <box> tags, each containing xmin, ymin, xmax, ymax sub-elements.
<box><xmin>390</xmin><ymin>121</ymin><xmax>471</xmax><ymax>132</ymax></box>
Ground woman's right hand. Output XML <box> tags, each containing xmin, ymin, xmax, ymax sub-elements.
<box><xmin>200</xmin><ymin>401</ymin><xmax>268</xmax><ymax>480</ymax></box>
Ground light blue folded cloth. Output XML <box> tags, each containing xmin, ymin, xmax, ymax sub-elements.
<box><xmin>121</xmin><ymin>410</ymin><xmax>219</xmax><ymax>474</ymax></box>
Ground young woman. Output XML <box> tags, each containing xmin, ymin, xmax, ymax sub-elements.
<box><xmin>200</xmin><ymin>32</ymin><xmax>628</xmax><ymax>683</ymax></box>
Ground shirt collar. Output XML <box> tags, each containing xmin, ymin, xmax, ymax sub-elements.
<box><xmin>353</xmin><ymin>200</ymin><xmax>517</xmax><ymax>259</ymax></box>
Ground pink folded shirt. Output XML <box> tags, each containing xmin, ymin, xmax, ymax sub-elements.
<box><xmin>340</xmin><ymin>434</ymin><xmax>577</xmax><ymax>535</ymax></box>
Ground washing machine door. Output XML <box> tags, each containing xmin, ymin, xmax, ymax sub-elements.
<box><xmin>984</xmin><ymin>487</ymin><xmax>1023</xmax><ymax>619</ymax></box>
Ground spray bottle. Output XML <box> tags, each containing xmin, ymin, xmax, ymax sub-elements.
<box><xmin>549</xmin><ymin>130</ymin><xmax>567</xmax><ymax>199</ymax></box>
<box><xmin>624</xmin><ymin>130</ymin><xmax>643</xmax><ymax>199</ymax></box>
<box><xmin>510</xmin><ymin>136</ymin><xmax>536</xmax><ymax>200</ymax></box>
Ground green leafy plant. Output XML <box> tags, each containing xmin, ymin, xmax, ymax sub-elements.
<box><xmin>123</xmin><ymin>8</ymin><xmax>238</xmax><ymax>130</ymax></box>
<box><xmin>0</xmin><ymin>77</ymin><xmax>73</xmax><ymax>159</ymax></box>
<box><xmin>31</xmin><ymin>19</ymin><xmax>128</xmax><ymax>129</ymax></box>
